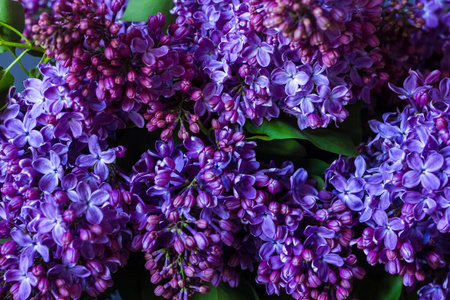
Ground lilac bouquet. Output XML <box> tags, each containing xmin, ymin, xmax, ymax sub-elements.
<box><xmin>0</xmin><ymin>0</ymin><xmax>449</xmax><ymax>299</ymax></box>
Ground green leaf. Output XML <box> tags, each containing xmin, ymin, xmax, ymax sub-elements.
<box><xmin>338</xmin><ymin>103</ymin><xmax>362</xmax><ymax>145</ymax></box>
<box><xmin>300</xmin><ymin>158</ymin><xmax>329</xmax><ymax>190</ymax></box>
<box><xmin>0</xmin><ymin>69</ymin><xmax>14</xmax><ymax>101</ymax></box>
<box><xmin>191</xmin><ymin>286</ymin><xmax>219</xmax><ymax>300</ymax></box>
<box><xmin>0</xmin><ymin>0</ymin><xmax>25</xmax><ymax>52</ymax></box>
<box><xmin>380</xmin><ymin>276</ymin><xmax>403</xmax><ymax>300</ymax></box>
<box><xmin>256</xmin><ymin>139</ymin><xmax>307</xmax><ymax>159</ymax></box>
<box><xmin>245</xmin><ymin>120</ymin><xmax>359</xmax><ymax>157</ymax></box>
<box><xmin>120</xmin><ymin>0</ymin><xmax>175</xmax><ymax>23</ymax></box>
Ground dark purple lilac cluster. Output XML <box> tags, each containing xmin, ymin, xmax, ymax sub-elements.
<box><xmin>0</xmin><ymin>62</ymin><xmax>132</xmax><ymax>299</ymax></box>
<box><xmin>325</xmin><ymin>71</ymin><xmax>450</xmax><ymax>299</ymax></box>
<box><xmin>30</xmin><ymin>0</ymin><xmax>203</xmax><ymax>142</ymax></box>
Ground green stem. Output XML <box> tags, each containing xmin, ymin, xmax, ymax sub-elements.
<box><xmin>7</xmin><ymin>47</ymin><xmax>28</xmax><ymax>75</ymax></box>
<box><xmin>0</xmin><ymin>21</ymin><xmax>31</xmax><ymax>45</ymax></box>
<box><xmin>0</xmin><ymin>40</ymin><xmax>44</xmax><ymax>53</ymax></box>
<box><xmin>4</xmin><ymin>49</ymin><xmax>30</xmax><ymax>74</ymax></box>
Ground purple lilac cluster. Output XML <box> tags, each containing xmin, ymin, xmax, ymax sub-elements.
<box><xmin>325</xmin><ymin>70</ymin><xmax>450</xmax><ymax>299</ymax></box>
<box><xmin>169</xmin><ymin>0</ymin><xmax>386</xmax><ymax>130</ymax></box>
<box><xmin>127</xmin><ymin>117</ymin><xmax>366</xmax><ymax>299</ymax></box>
<box><xmin>0</xmin><ymin>62</ymin><xmax>132</xmax><ymax>299</ymax></box>
<box><xmin>412</xmin><ymin>0</ymin><xmax>450</xmax><ymax>78</ymax></box>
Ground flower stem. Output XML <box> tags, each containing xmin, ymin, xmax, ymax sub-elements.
<box><xmin>4</xmin><ymin>49</ymin><xmax>30</xmax><ymax>74</ymax></box>
<box><xmin>0</xmin><ymin>21</ymin><xmax>32</xmax><ymax>46</ymax></box>
<box><xmin>7</xmin><ymin>47</ymin><xmax>28</xmax><ymax>75</ymax></box>
<box><xmin>0</xmin><ymin>40</ymin><xmax>44</xmax><ymax>53</ymax></box>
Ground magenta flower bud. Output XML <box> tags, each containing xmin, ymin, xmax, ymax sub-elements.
<box><xmin>25</xmin><ymin>188</ymin><xmax>39</xmax><ymax>200</ymax></box>
<box><xmin>61</xmin><ymin>231</ymin><xmax>74</xmax><ymax>246</ymax></box>
<box><xmin>386</xmin><ymin>249</ymin><xmax>397</xmax><ymax>261</ymax></box>
<box><xmin>366</xmin><ymin>250</ymin><xmax>379</xmax><ymax>266</ymax></box>
<box><xmin>322</xmin><ymin>49</ymin><xmax>339</xmax><ymax>67</ymax></box>
<box><xmin>122</xmin><ymin>191</ymin><xmax>133</xmax><ymax>205</ymax></box>
<box><xmin>80</xmin><ymin>229</ymin><xmax>92</xmax><ymax>241</ymax></box>
<box><xmin>331</xmin><ymin>200</ymin><xmax>347</xmax><ymax>213</ymax></box>
<box><xmin>435</xmin><ymin>117</ymin><xmax>448</xmax><ymax>130</ymax></box>
<box><xmin>308</xmin><ymin>273</ymin><xmax>321</xmax><ymax>288</ymax></box>
<box><xmin>54</xmin><ymin>191</ymin><xmax>69</xmax><ymax>203</ymax></box>
<box><xmin>194</xmin><ymin>232</ymin><xmax>209</xmax><ymax>250</ymax></box>
<box><xmin>197</xmin><ymin>219</ymin><xmax>209</xmax><ymax>229</ymax></box>
<box><xmin>191</xmin><ymin>90</ymin><xmax>203</xmax><ymax>102</ymax></box>
<box><xmin>415</xmin><ymin>269</ymin><xmax>425</xmax><ymax>281</ymax></box>
<box><xmin>400</xmin><ymin>242</ymin><xmax>414</xmax><ymax>263</ymax></box>
<box><xmin>302</xmin><ymin>249</ymin><xmax>314</xmax><ymax>262</ymax></box>
<box><xmin>268</xmin><ymin>202</ymin><xmax>280</xmax><ymax>214</ymax></box>
<box><xmin>111</xmin><ymin>0</ymin><xmax>124</xmax><ymax>12</ymax></box>
<box><xmin>239</xmin><ymin>64</ymin><xmax>250</xmax><ymax>77</ymax></box>
<box><xmin>336</xmin><ymin>287</ymin><xmax>349</xmax><ymax>300</ymax></box>
<box><xmin>174</xmin><ymin>240</ymin><xmax>185</xmax><ymax>254</ymax></box>
<box><xmin>55</xmin><ymin>278</ymin><xmax>66</xmax><ymax>287</ymax></box>
<box><xmin>63</xmin><ymin>209</ymin><xmax>76</xmax><ymax>223</ymax></box>
<box><xmin>1</xmin><ymin>240</ymin><xmax>16</xmax><ymax>255</ymax></box>
<box><xmin>38</xmin><ymin>278</ymin><xmax>50</xmax><ymax>293</ymax></box>
<box><xmin>318</xmin><ymin>294</ymin><xmax>329</xmax><ymax>300</ymax></box>
<box><xmin>345</xmin><ymin>254</ymin><xmax>357</xmax><ymax>266</ymax></box>
<box><xmin>9</xmin><ymin>197</ymin><xmax>23</xmax><ymax>211</ymax></box>
<box><xmin>65</xmin><ymin>248</ymin><xmax>80</xmax><ymax>264</ymax></box>
<box><xmin>86</xmin><ymin>260</ymin><xmax>104</xmax><ymax>277</ymax></box>
<box><xmin>326</xmin><ymin>219</ymin><xmax>341</xmax><ymax>232</ymax></box>
<box><xmin>315</xmin><ymin>209</ymin><xmax>328</xmax><ymax>222</ymax></box>
<box><xmin>352</xmin><ymin>266</ymin><xmax>366</xmax><ymax>280</ymax></box>
<box><xmin>339</xmin><ymin>268</ymin><xmax>353</xmax><ymax>280</ymax></box>
<box><xmin>185</xmin><ymin>236</ymin><xmax>196</xmax><ymax>249</ymax></box>
<box><xmin>184</xmin><ymin>265</ymin><xmax>196</xmax><ymax>277</ymax></box>
<box><xmin>197</xmin><ymin>191</ymin><xmax>213</xmax><ymax>208</ymax></box>
<box><xmin>199</xmin><ymin>285</ymin><xmax>210</xmax><ymax>294</ymax></box>
<box><xmin>415</xmin><ymin>89</ymin><xmax>429</xmax><ymax>106</ymax></box>
<box><xmin>32</xmin><ymin>265</ymin><xmax>45</xmax><ymax>277</ymax></box>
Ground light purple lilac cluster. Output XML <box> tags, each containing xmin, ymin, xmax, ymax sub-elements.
<box><xmin>325</xmin><ymin>70</ymin><xmax>450</xmax><ymax>299</ymax></box>
<box><xmin>127</xmin><ymin>117</ymin><xmax>366</xmax><ymax>299</ymax></box>
<box><xmin>0</xmin><ymin>61</ymin><xmax>132</xmax><ymax>299</ymax></box>
<box><xmin>169</xmin><ymin>0</ymin><xmax>386</xmax><ymax>130</ymax></box>
<box><xmin>411</xmin><ymin>0</ymin><xmax>450</xmax><ymax>77</ymax></box>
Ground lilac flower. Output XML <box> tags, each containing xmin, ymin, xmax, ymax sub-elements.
<box><xmin>47</xmin><ymin>261</ymin><xmax>91</xmax><ymax>285</ymax></box>
<box><xmin>241</xmin><ymin>33</ymin><xmax>273</xmax><ymax>67</ymax></box>
<box><xmin>4</xmin><ymin>255</ymin><xmax>38</xmax><ymax>300</ymax></box>
<box><xmin>330</xmin><ymin>175</ymin><xmax>365</xmax><ymax>211</ymax></box>
<box><xmin>77</xmin><ymin>135</ymin><xmax>115</xmax><ymax>180</ymax></box>
<box><xmin>311</xmin><ymin>245</ymin><xmax>344</xmax><ymax>282</ymax></box>
<box><xmin>271</xmin><ymin>62</ymin><xmax>309</xmax><ymax>96</ymax></box>
<box><xmin>10</xmin><ymin>230</ymin><xmax>50</xmax><ymax>262</ymax></box>
<box><xmin>70</xmin><ymin>181</ymin><xmax>110</xmax><ymax>224</ymax></box>
<box><xmin>373</xmin><ymin>210</ymin><xmax>405</xmax><ymax>250</ymax></box>
<box><xmin>32</xmin><ymin>150</ymin><xmax>64</xmax><ymax>192</ymax></box>
<box><xmin>36</xmin><ymin>202</ymin><xmax>66</xmax><ymax>244</ymax></box>
<box><xmin>402</xmin><ymin>152</ymin><xmax>443</xmax><ymax>190</ymax></box>
<box><xmin>131</xmin><ymin>35</ymin><xmax>169</xmax><ymax>66</ymax></box>
<box><xmin>4</xmin><ymin>115</ymin><xmax>43</xmax><ymax>148</ymax></box>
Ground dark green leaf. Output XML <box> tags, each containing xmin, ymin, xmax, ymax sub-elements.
<box><xmin>299</xmin><ymin>158</ymin><xmax>329</xmax><ymax>190</ymax></box>
<box><xmin>245</xmin><ymin>120</ymin><xmax>359</xmax><ymax>157</ymax></box>
<box><xmin>0</xmin><ymin>69</ymin><xmax>14</xmax><ymax>101</ymax></box>
<box><xmin>120</xmin><ymin>0</ymin><xmax>175</xmax><ymax>22</ymax></box>
<box><xmin>338</xmin><ymin>103</ymin><xmax>362</xmax><ymax>145</ymax></box>
<box><xmin>256</xmin><ymin>139</ymin><xmax>307</xmax><ymax>159</ymax></box>
<box><xmin>0</xmin><ymin>0</ymin><xmax>25</xmax><ymax>52</ymax></box>
<box><xmin>192</xmin><ymin>286</ymin><xmax>219</xmax><ymax>300</ymax></box>
<box><xmin>352</xmin><ymin>272</ymin><xmax>403</xmax><ymax>300</ymax></box>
